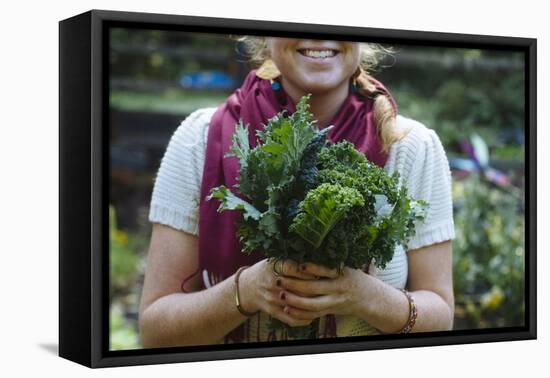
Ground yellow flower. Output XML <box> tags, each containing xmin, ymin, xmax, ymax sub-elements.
<box><xmin>480</xmin><ymin>287</ymin><xmax>504</xmax><ymax>310</ymax></box>
<box><xmin>114</xmin><ymin>230</ymin><xmax>129</xmax><ymax>246</ymax></box>
<box><xmin>452</xmin><ymin>182</ymin><xmax>465</xmax><ymax>199</ymax></box>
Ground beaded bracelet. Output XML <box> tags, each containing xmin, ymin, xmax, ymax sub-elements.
<box><xmin>234</xmin><ymin>266</ymin><xmax>259</xmax><ymax>317</ymax></box>
<box><xmin>399</xmin><ymin>289</ymin><xmax>418</xmax><ymax>333</ymax></box>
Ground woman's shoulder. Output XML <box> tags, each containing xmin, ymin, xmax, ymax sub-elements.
<box><xmin>393</xmin><ymin>114</ymin><xmax>442</xmax><ymax>149</ymax></box>
<box><xmin>185</xmin><ymin>106</ymin><xmax>218</xmax><ymax>124</ymax></box>
<box><xmin>385</xmin><ymin>114</ymin><xmax>451</xmax><ymax>183</ymax></box>
<box><xmin>148</xmin><ymin>107</ymin><xmax>218</xmax><ymax>235</ymax></box>
<box><xmin>389</xmin><ymin>115</ymin><xmax>456</xmax><ymax>250</ymax></box>
<box><xmin>170</xmin><ymin>106</ymin><xmax>217</xmax><ymax>146</ymax></box>
<box><xmin>389</xmin><ymin>115</ymin><xmax>447</xmax><ymax>161</ymax></box>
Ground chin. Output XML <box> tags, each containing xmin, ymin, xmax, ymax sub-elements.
<box><xmin>304</xmin><ymin>82</ymin><xmax>346</xmax><ymax>95</ymax></box>
<box><xmin>297</xmin><ymin>77</ymin><xmax>345</xmax><ymax>94</ymax></box>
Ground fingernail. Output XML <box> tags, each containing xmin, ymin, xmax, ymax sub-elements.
<box><xmin>276</xmin><ymin>278</ymin><xmax>282</xmax><ymax>287</ymax></box>
<box><xmin>284</xmin><ymin>306</ymin><xmax>290</xmax><ymax>314</ymax></box>
<box><xmin>280</xmin><ymin>292</ymin><xmax>286</xmax><ymax>300</ymax></box>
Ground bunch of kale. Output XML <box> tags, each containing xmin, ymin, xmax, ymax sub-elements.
<box><xmin>208</xmin><ymin>94</ymin><xmax>427</xmax><ymax>339</ymax></box>
<box><xmin>209</xmin><ymin>94</ymin><xmax>428</xmax><ymax>273</ymax></box>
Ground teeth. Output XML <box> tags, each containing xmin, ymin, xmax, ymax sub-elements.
<box><xmin>300</xmin><ymin>49</ymin><xmax>337</xmax><ymax>58</ymax></box>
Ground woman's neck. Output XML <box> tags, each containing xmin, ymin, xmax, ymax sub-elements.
<box><xmin>280</xmin><ymin>77</ymin><xmax>350</xmax><ymax>129</ymax></box>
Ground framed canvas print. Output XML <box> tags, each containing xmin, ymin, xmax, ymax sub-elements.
<box><xmin>59</xmin><ymin>9</ymin><xmax>537</xmax><ymax>368</ymax></box>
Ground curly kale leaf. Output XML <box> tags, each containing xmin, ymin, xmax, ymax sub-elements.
<box><xmin>230</xmin><ymin>94</ymin><xmax>320</xmax><ymax>214</ymax></box>
<box><xmin>313</xmin><ymin>140</ymin><xmax>429</xmax><ymax>269</ymax></box>
<box><xmin>226</xmin><ymin>119</ymin><xmax>250</xmax><ymax>168</ymax></box>
<box><xmin>289</xmin><ymin>183</ymin><xmax>364</xmax><ymax>249</ymax></box>
<box><xmin>318</xmin><ymin>141</ymin><xmax>402</xmax><ymax>201</ymax></box>
<box><xmin>285</xmin><ymin>126</ymin><xmax>331</xmax><ymax>221</ymax></box>
<box><xmin>208</xmin><ymin>95</ymin><xmax>329</xmax><ymax>259</ymax></box>
<box><xmin>207</xmin><ymin>186</ymin><xmax>261</xmax><ymax>221</ymax></box>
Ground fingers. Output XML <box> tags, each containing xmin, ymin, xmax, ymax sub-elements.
<box><xmin>269</xmin><ymin>259</ymin><xmax>317</xmax><ymax>280</ymax></box>
<box><xmin>266</xmin><ymin>303</ymin><xmax>314</xmax><ymax>328</ymax></box>
<box><xmin>283</xmin><ymin>304</ymin><xmax>325</xmax><ymax>321</ymax></box>
<box><xmin>261</xmin><ymin>288</ymin><xmax>287</xmax><ymax>308</ymax></box>
<box><xmin>260</xmin><ymin>259</ymin><xmax>345</xmax><ymax>328</ymax></box>
<box><xmin>271</xmin><ymin>290</ymin><xmax>334</xmax><ymax>324</ymax></box>
<box><xmin>280</xmin><ymin>289</ymin><xmax>337</xmax><ymax>313</ymax></box>
<box><xmin>299</xmin><ymin>262</ymin><xmax>340</xmax><ymax>279</ymax></box>
<box><xmin>261</xmin><ymin>285</ymin><xmax>318</xmax><ymax>327</ymax></box>
<box><xmin>277</xmin><ymin>275</ymin><xmax>336</xmax><ymax>296</ymax></box>
<box><xmin>263</xmin><ymin>283</ymin><xmax>334</xmax><ymax>327</ymax></box>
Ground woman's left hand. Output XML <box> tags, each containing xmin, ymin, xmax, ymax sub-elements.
<box><xmin>277</xmin><ymin>262</ymin><xmax>370</xmax><ymax>322</ymax></box>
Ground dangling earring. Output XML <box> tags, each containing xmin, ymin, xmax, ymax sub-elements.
<box><xmin>270</xmin><ymin>78</ymin><xmax>281</xmax><ymax>91</ymax></box>
<box><xmin>271</xmin><ymin>77</ymin><xmax>287</xmax><ymax>106</ymax></box>
<box><xmin>256</xmin><ymin>58</ymin><xmax>287</xmax><ymax>105</ymax></box>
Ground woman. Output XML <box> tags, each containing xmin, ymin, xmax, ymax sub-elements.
<box><xmin>138</xmin><ymin>37</ymin><xmax>456</xmax><ymax>347</ymax></box>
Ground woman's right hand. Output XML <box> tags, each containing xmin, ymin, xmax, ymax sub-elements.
<box><xmin>238</xmin><ymin>259</ymin><xmax>318</xmax><ymax>327</ymax></box>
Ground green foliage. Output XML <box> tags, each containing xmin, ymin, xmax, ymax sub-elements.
<box><xmin>289</xmin><ymin>183</ymin><xmax>364</xmax><ymax>250</ymax></box>
<box><xmin>208</xmin><ymin>186</ymin><xmax>261</xmax><ymax>221</ymax></box>
<box><xmin>491</xmin><ymin>145</ymin><xmax>525</xmax><ymax>160</ymax></box>
<box><xmin>109</xmin><ymin>205</ymin><xmax>146</xmax><ymax>350</ymax></box>
<box><xmin>229</xmin><ymin>95</ymin><xmax>321</xmax><ymax>213</ymax></box>
<box><xmin>110</xmin><ymin>89</ymin><xmax>229</xmax><ymax>115</ymax></box>
<box><xmin>110</xmin><ymin>28</ymin><xmax>234</xmax><ymax>80</ymax></box>
<box><xmin>208</xmin><ymin>95</ymin><xmax>428</xmax><ymax>338</ymax></box>
<box><xmin>452</xmin><ymin>176</ymin><xmax>525</xmax><ymax>328</ymax></box>
<box><xmin>210</xmin><ymin>94</ymin><xmax>427</xmax><ymax>270</ymax></box>
<box><xmin>110</xmin><ymin>206</ymin><xmax>146</xmax><ymax>293</ymax></box>
<box><xmin>110</xmin><ymin>305</ymin><xmax>140</xmax><ymax>351</ymax></box>
<box><xmin>381</xmin><ymin>48</ymin><xmax>525</xmax><ymax>151</ymax></box>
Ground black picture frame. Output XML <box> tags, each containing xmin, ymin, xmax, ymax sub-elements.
<box><xmin>59</xmin><ymin>9</ymin><xmax>537</xmax><ymax>369</ymax></box>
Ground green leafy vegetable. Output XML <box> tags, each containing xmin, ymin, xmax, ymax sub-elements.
<box><xmin>208</xmin><ymin>94</ymin><xmax>428</xmax><ymax>339</ymax></box>
<box><xmin>289</xmin><ymin>183</ymin><xmax>364</xmax><ymax>249</ymax></box>
<box><xmin>207</xmin><ymin>186</ymin><xmax>261</xmax><ymax>221</ymax></box>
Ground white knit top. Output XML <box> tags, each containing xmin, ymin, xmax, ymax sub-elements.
<box><xmin>148</xmin><ymin>107</ymin><xmax>456</xmax><ymax>340</ymax></box>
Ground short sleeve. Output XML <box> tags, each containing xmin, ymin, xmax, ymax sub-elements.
<box><xmin>386</xmin><ymin>116</ymin><xmax>456</xmax><ymax>251</ymax></box>
<box><xmin>148</xmin><ymin>107</ymin><xmax>216</xmax><ymax>235</ymax></box>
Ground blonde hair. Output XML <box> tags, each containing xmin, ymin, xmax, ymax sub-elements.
<box><xmin>232</xmin><ymin>36</ymin><xmax>408</xmax><ymax>152</ymax></box>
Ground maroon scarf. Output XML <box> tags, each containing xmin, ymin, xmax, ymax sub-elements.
<box><xmin>185</xmin><ymin>68</ymin><xmax>396</xmax><ymax>342</ymax></box>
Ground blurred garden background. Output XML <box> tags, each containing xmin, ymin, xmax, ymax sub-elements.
<box><xmin>108</xmin><ymin>28</ymin><xmax>526</xmax><ymax>350</ymax></box>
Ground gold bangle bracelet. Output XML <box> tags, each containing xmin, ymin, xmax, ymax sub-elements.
<box><xmin>234</xmin><ymin>266</ymin><xmax>258</xmax><ymax>317</ymax></box>
<box><xmin>399</xmin><ymin>289</ymin><xmax>418</xmax><ymax>333</ymax></box>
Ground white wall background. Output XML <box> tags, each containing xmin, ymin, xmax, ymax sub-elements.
<box><xmin>0</xmin><ymin>0</ymin><xmax>546</xmax><ymax>376</ymax></box>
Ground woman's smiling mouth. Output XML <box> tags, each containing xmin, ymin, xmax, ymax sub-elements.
<box><xmin>297</xmin><ymin>49</ymin><xmax>340</xmax><ymax>59</ymax></box>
